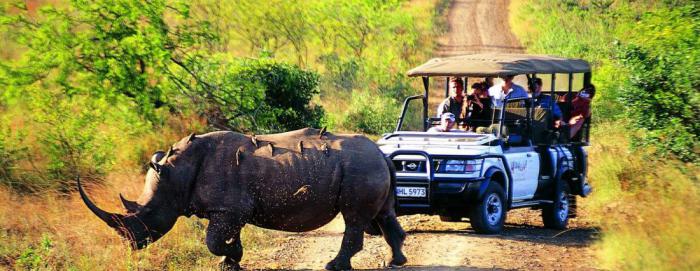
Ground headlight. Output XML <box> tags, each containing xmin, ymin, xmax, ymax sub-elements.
<box><xmin>439</xmin><ymin>159</ymin><xmax>483</xmax><ymax>174</ymax></box>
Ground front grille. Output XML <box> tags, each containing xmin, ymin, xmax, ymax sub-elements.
<box><xmin>394</xmin><ymin>160</ymin><xmax>426</xmax><ymax>173</ymax></box>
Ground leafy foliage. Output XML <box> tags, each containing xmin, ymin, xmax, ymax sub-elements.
<box><xmin>0</xmin><ymin>0</ymin><xmax>215</xmax><ymax>121</ymax></box>
<box><xmin>180</xmin><ymin>56</ymin><xmax>324</xmax><ymax>133</ymax></box>
<box><xmin>616</xmin><ymin>5</ymin><xmax>700</xmax><ymax>162</ymax></box>
<box><xmin>343</xmin><ymin>91</ymin><xmax>400</xmax><ymax>134</ymax></box>
<box><xmin>514</xmin><ymin>0</ymin><xmax>699</xmax><ymax>162</ymax></box>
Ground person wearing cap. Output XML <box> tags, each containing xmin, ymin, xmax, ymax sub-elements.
<box><xmin>569</xmin><ymin>84</ymin><xmax>595</xmax><ymax>138</ymax></box>
<box><xmin>529</xmin><ymin>77</ymin><xmax>563</xmax><ymax>128</ymax></box>
<box><xmin>437</xmin><ymin>77</ymin><xmax>465</xmax><ymax>118</ymax></box>
<box><xmin>488</xmin><ymin>74</ymin><xmax>528</xmax><ymax>107</ymax></box>
<box><xmin>428</xmin><ymin>112</ymin><xmax>458</xmax><ymax>132</ymax></box>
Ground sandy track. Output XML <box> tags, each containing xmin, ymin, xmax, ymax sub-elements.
<box><xmin>436</xmin><ymin>0</ymin><xmax>524</xmax><ymax>56</ymax></box>
<box><xmin>240</xmin><ymin>210</ymin><xmax>597</xmax><ymax>270</ymax></box>
<box><xmin>241</xmin><ymin>1</ymin><xmax>597</xmax><ymax>270</ymax></box>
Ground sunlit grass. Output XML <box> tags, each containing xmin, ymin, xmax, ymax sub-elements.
<box><xmin>583</xmin><ymin>123</ymin><xmax>700</xmax><ymax>270</ymax></box>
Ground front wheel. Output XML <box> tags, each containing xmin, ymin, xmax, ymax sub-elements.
<box><xmin>542</xmin><ymin>182</ymin><xmax>570</xmax><ymax>229</ymax></box>
<box><xmin>469</xmin><ymin>182</ymin><xmax>506</xmax><ymax>234</ymax></box>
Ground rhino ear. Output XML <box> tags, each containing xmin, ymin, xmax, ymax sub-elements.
<box><xmin>149</xmin><ymin>162</ymin><xmax>162</xmax><ymax>174</ymax></box>
<box><xmin>151</xmin><ymin>151</ymin><xmax>166</xmax><ymax>164</ymax></box>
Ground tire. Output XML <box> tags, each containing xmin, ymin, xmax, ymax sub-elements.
<box><xmin>469</xmin><ymin>182</ymin><xmax>506</xmax><ymax>234</ymax></box>
<box><xmin>439</xmin><ymin>215</ymin><xmax>462</xmax><ymax>222</ymax></box>
<box><xmin>542</xmin><ymin>181</ymin><xmax>570</xmax><ymax>229</ymax></box>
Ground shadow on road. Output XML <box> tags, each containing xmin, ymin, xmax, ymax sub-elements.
<box><xmin>407</xmin><ymin>222</ymin><xmax>599</xmax><ymax>247</ymax></box>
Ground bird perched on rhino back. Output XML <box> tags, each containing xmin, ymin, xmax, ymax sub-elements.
<box><xmin>78</xmin><ymin>127</ymin><xmax>407</xmax><ymax>271</ymax></box>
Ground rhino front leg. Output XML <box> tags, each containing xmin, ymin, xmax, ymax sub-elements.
<box><xmin>206</xmin><ymin>212</ymin><xmax>245</xmax><ymax>271</ymax></box>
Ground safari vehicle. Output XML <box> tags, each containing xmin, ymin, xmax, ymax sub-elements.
<box><xmin>377</xmin><ymin>53</ymin><xmax>593</xmax><ymax>234</ymax></box>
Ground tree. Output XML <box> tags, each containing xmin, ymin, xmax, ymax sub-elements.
<box><xmin>0</xmin><ymin>0</ymin><xmax>215</xmax><ymax>121</ymax></box>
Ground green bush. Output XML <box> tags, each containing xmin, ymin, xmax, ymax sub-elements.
<box><xmin>180</xmin><ymin>56</ymin><xmax>324</xmax><ymax>133</ymax></box>
<box><xmin>615</xmin><ymin>5</ymin><xmax>699</xmax><ymax>163</ymax></box>
<box><xmin>343</xmin><ymin>91</ymin><xmax>400</xmax><ymax>134</ymax></box>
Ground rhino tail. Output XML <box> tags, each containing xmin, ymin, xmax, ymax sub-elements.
<box><xmin>384</xmin><ymin>156</ymin><xmax>397</xmax><ymax>201</ymax></box>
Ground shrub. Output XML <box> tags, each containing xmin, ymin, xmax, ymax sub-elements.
<box><xmin>343</xmin><ymin>91</ymin><xmax>400</xmax><ymax>135</ymax></box>
<box><xmin>615</xmin><ymin>5</ymin><xmax>700</xmax><ymax>163</ymax></box>
<box><xmin>30</xmin><ymin>92</ymin><xmax>115</xmax><ymax>192</ymax></box>
<box><xmin>180</xmin><ymin>56</ymin><xmax>324</xmax><ymax>133</ymax></box>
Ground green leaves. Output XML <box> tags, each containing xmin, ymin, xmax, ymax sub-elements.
<box><xmin>616</xmin><ymin>5</ymin><xmax>700</xmax><ymax>162</ymax></box>
<box><xmin>0</xmin><ymin>0</ymin><xmax>213</xmax><ymax>121</ymax></box>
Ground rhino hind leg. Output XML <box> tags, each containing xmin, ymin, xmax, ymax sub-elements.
<box><xmin>325</xmin><ymin>219</ymin><xmax>366</xmax><ymax>270</ymax></box>
<box><xmin>374</xmin><ymin>212</ymin><xmax>407</xmax><ymax>267</ymax></box>
<box><xmin>206</xmin><ymin>212</ymin><xmax>245</xmax><ymax>271</ymax></box>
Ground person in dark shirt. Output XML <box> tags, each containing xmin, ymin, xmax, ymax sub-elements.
<box><xmin>437</xmin><ymin>77</ymin><xmax>465</xmax><ymax>118</ymax></box>
<box><xmin>529</xmin><ymin>77</ymin><xmax>563</xmax><ymax>128</ymax></box>
<box><xmin>466</xmin><ymin>82</ymin><xmax>492</xmax><ymax>122</ymax></box>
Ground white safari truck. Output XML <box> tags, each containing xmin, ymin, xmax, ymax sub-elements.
<box><xmin>378</xmin><ymin>53</ymin><xmax>593</xmax><ymax>234</ymax></box>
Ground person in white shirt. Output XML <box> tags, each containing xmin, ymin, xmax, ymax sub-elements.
<box><xmin>488</xmin><ymin>75</ymin><xmax>528</xmax><ymax>107</ymax></box>
<box><xmin>427</xmin><ymin>112</ymin><xmax>460</xmax><ymax>132</ymax></box>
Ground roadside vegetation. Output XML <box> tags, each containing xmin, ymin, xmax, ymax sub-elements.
<box><xmin>0</xmin><ymin>0</ymin><xmax>447</xmax><ymax>269</ymax></box>
<box><xmin>511</xmin><ymin>0</ymin><xmax>699</xmax><ymax>269</ymax></box>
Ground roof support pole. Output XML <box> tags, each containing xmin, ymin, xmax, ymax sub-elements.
<box><xmin>423</xmin><ymin>76</ymin><xmax>430</xmax><ymax>131</ymax></box>
<box><xmin>550</xmin><ymin>73</ymin><xmax>556</xmax><ymax>113</ymax></box>
<box><xmin>445</xmin><ymin>76</ymin><xmax>450</xmax><ymax>98</ymax></box>
<box><xmin>464</xmin><ymin>77</ymin><xmax>468</xmax><ymax>92</ymax></box>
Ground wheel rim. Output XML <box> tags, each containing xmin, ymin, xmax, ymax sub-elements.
<box><xmin>485</xmin><ymin>193</ymin><xmax>502</xmax><ymax>225</ymax></box>
<box><xmin>557</xmin><ymin>191</ymin><xmax>569</xmax><ymax>221</ymax></box>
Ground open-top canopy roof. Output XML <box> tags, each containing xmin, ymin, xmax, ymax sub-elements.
<box><xmin>406</xmin><ymin>53</ymin><xmax>591</xmax><ymax>77</ymax></box>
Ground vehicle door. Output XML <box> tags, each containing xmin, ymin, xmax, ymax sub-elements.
<box><xmin>503</xmin><ymin>147</ymin><xmax>540</xmax><ymax>200</ymax></box>
<box><xmin>499</xmin><ymin>99</ymin><xmax>540</xmax><ymax>200</ymax></box>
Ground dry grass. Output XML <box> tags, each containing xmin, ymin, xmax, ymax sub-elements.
<box><xmin>583</xmin><ymin>123</ymin><xmax>700</xmax><ymax>270</ymax></box>
<box><xmin>0</xmin><ymin>166</ymin><xmax>290</xmax><ymax>270</ymax></box>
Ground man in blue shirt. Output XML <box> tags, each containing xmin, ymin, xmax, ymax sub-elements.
<box><xmin>529</xmin><ymin>78</ymin><xmax>563</xmax><ymax>128</ymax></box>
<box><xmin>488</xmin><ymin>75</ymin><xmax>528</xmax><ymax>107</ymax></box>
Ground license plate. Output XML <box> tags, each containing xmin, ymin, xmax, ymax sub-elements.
<box><xmin>396</xmin><ymin>187</ymin><xmax>427</xmax><ymax>198</ymax></box>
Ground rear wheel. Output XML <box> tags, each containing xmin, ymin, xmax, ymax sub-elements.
<box><xmin>542</xmin><ymin>182</ymin><xmax>570</xmax><ymax>229</ymax></box>
<box><xmin>469</xmin><ymin>182</ymin><xmax>506</xmax><ymax>234</ymax></box>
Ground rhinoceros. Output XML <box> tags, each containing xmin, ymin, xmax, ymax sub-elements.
<box><xmin>78</xmin><ymin>128</ymin><xmax>407</xmax><ymax>270</ymax></box>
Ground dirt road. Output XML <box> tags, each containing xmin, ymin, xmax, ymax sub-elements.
<box><xmin>436</xmin><ymin>0</ymin><xmax>524</xmax><ymax>56</ymax></box>
<box><xmin>240</xmin><ymin>1</ymin><xmax>597</xmax><ymax>270</ymax></box>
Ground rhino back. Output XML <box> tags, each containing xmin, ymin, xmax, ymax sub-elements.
<box><xmin>188</xmin><ymin>129</ymin><xmax>389</xmax><ymax>231</ymax></box>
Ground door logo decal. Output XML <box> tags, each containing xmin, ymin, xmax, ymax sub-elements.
<box><xmin>510</xmin><ymin>160</ymin><xmax>528</xmax><ymax>172</ymax></box>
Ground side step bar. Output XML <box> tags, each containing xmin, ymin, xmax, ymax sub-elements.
<box><xmin>511</xmin><ymin>200</ymin><xmax>553</xmax><ymax>208</ymax></box>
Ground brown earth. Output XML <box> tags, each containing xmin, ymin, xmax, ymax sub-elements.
<box><xmin>241</xmin><ymin>0</ymin><xmax>598</xmax><ymax>270</ymax></box>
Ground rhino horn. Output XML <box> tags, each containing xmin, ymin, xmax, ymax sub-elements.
<box><xmin>119</xmin><ymin>193</ymin><xmax>141</xmax><ymax>213</ymax></box>
<box><xmin>77</xmin><ymin>177</ymin><xmax>125</xmax><ymax>229</ymax></box>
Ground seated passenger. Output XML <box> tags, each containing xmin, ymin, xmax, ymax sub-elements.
<box><xmin>569</xmin><ymin>84</ymin><xmax>595</xmax><ymax>138</ymax></box>
<box><xmin>529</xmin><ymin>78</ymin><xmax>563</xmax><ymax>128</ymax></box>
<box><xmin>427</xmin><ymin>113</ymin><xmax>459</xmax><ymax>132</ymax></box>
<box><xmin>437</xmin><ymin>77</ymin><xmax>465</xmax><ymax>118</ymax></box>
<box><xmin>488</xmin><ymin>74</ymin><xmax>528</xmax><ymax>107</ymax></box>
<box><xmin>465</xmin><ymin>82</ymin><xmax>492</xmax><ymax>129</ymax></box>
